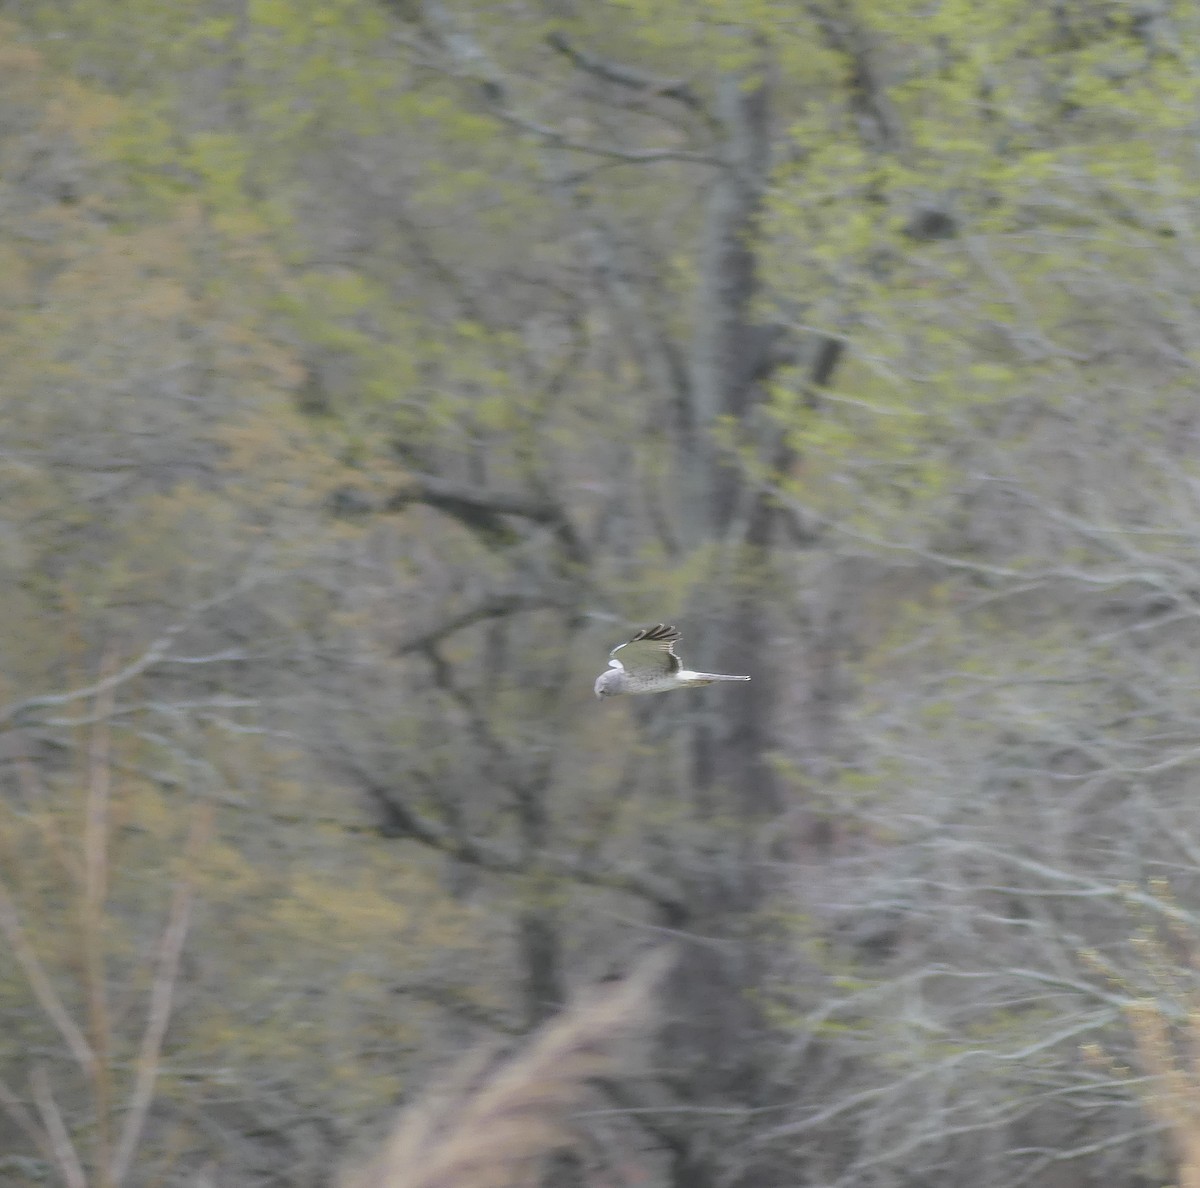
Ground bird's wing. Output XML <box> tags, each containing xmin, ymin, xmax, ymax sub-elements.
<box><xmin>609</xmin><ymin>624</ymin><xmax>683</xmax><ymax>679</ymax></box>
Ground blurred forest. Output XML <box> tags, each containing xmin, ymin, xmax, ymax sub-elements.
<box><xmin>7</xmin><ymin>0</ymin><xmax>1200</xmax><ymax>1185</ymax></box>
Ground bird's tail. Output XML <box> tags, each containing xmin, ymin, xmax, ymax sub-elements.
<box><xmin>689</xmin><ymin>673</ymin><xmax>751</xmax><ymax>684</ymax></box>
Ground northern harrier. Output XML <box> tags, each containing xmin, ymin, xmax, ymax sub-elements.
<box><xmin>594</xmin><ymin>624</ymin><xmax>751</xmax><ymax>699</ymax></box>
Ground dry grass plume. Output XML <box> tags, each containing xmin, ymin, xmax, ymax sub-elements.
<box><xmin>342</xmin><ymin>947</ymin><xmax>674</xmax><ymax>1188</ymax></box>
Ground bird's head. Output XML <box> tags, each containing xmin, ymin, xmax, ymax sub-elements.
<box><xmin>594</xmin><ymin>670</ymin><xmax>619</xmax><ymax>699</ymax></box>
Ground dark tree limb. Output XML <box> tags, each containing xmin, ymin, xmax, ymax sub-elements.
<box><xmin>493</xmin><ymin>107</ymin><xmax>718</xmax><ymax>166</ymax></box>
<box><xmin>420</xmin><ymin>640</ymin><xmax>514</xmax><ymax>791</ymax></box>
<box><xmin>387</xmin><ymin>474</ymin><xmax>560</xmax><ymax>523</ymax></box>
<box><xmin>387</xmin><ymin>475</ymin><xmax>589</xmax><ymax>564</ymax></box>
<box><xmin>807</xmin><ymin>5</ymin><xmax>906</xmax><ymax>152</ymax></box>
<box><xmin>340</xmin><ymin>760</ymin><xmax>688</xmax><ymax>923</ymax></box>
<box><xmin>409</xmin><ymin>1</ymin><xmax>717</xmax><ymax>166</ymax></box>
<box><xmin>394</xmin><ymin>593</ymin><xmax>560</xmax><ymax>657</ymax></box>
<box><xmin>545</xmin><ymin>32</ymin><xmax>709</xmax><ymax>118</ymax></box>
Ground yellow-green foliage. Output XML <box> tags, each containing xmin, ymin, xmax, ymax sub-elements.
<box><xmin>764</xmin><ymin>0</ymin><xmax>1200</xmax><ymax>539</ymax></box>
<box><xmin>9</xmin><ymin>2</ymin><xmax>1200</xmax><ymax>1184</ymax></box>
<box><xmin>0</xmin><ymin>24</ymin><xmax>502</xmax><ymax>1175</ymax></box>
<box><xmin>0</xmin><ymin>723</ymin><xmax>492</xmax><ymax>1160</ymax></box>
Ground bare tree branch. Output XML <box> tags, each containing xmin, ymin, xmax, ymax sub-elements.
<box><xmin>409</xmin><ymin>0</ymin><xmax>718</xmax><ymax>168</ymax></box>
<box><xmin>0</xmin><ymin>586</ymin><xmax>264</xmax><ymax>730</ymax></box>
<box><xmin>109</xmin><ymin>805</ymin><xmax>210</xmax><ymax>1186</ymax></box>
<box><xmin>0</xmin><ymin>1073</ymin><xmax>56</xmax><ymax>1168</ymax></box>
<box><xmin>30</xmin><ymin>1067</ymin><xmax>86</xmax><ymax>1188</ymax></box>
<box><xmin>0</xmin><ymin>879</ymin><xmax>97</xmax><ymax>1079</ymax></box>
<box><xmin>0</xmin><ymin>624</ymin><xmax>187</xmax><ymax>729</ymax></box>
<box><xmin>341</xmin><ymin>761</ymin><xmax>689</xmax><ymax>922</ymax></box>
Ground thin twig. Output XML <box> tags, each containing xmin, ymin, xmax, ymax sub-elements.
<box><xmin>0</xmin><ymin>625</ymin><xmax>186</xmax><ymax>727</ymax></box>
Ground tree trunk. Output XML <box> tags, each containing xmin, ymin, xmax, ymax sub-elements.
<box><xmin>684</xmin><ymin>63</ymin><xmax>782</xmax><ymax>820</ymax></box>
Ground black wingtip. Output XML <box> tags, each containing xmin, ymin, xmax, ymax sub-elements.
<box><xmin>631</xmin><ymin>623</ymin><xmax>681</xmax><ymax>643</ymax></box>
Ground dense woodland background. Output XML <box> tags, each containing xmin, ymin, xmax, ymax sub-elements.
<box><xmin>6</xmin><ymin>1</ymin><xmax>1200</xmax><ymax>1185</ymax></box>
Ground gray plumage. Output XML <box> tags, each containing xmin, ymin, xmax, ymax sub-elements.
<box><xmin>593</xmin><ymin>624</ymin><xmax>751</xmax><ymax>699</ymax></box>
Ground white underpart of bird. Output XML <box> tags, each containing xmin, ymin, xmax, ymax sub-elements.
<box><xmin>593</xmin><ymin>624</ymin><xmax>751</xmax><ymax>699</ymax></box>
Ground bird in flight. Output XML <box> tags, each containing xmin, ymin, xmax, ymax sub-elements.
<box><xmin>594</xmin><ymin>624</ymin><xmax>751</xmax><ymax>699</ymax></box>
